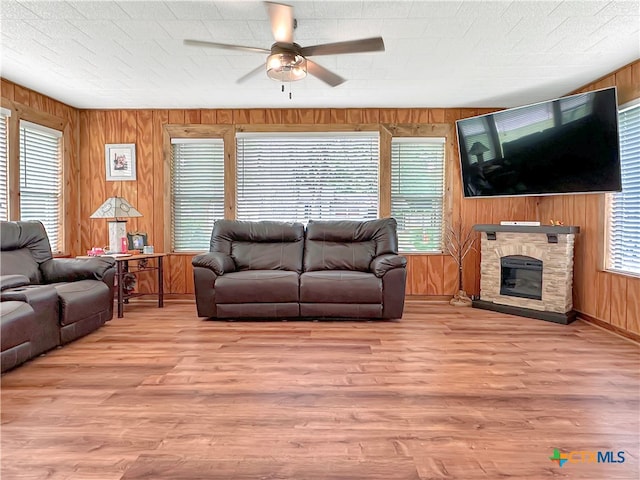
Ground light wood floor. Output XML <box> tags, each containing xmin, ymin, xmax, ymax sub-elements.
<box><xmin>1</xmin><ymin>300</ymin><xmax>638</xmax><ymax>480</ymax></box>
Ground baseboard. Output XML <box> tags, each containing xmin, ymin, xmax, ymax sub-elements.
<box><xmin>577</xmin><ymin>311</ymin><xmax>640</xmax><ymax>344</ymax></box>
<box><xmin>405</xmin><ymin>295</ymin><xmax>451</xmax><ymax>302</ymax></box>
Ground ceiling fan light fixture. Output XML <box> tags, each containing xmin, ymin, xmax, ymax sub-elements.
<box><xmin>266</xmin><ymin>52</ymin><xmax>307</xmax><ymax>82</ymax></box>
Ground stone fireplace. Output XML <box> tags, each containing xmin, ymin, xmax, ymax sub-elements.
<box><xmin>473</xmin><ymin>224</ymin><xmax>580</xmax><ymax>324</ymax></box>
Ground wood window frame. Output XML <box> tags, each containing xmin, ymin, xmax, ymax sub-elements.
<box><xmin>162</xmin><ymin>122</ymin><xmax>452</xmax><ymax>252</ymax></box>
<box><xmin>0</xmin><ymin>98</ymin><xmax>69</xmax><ymax>254</ymax></box>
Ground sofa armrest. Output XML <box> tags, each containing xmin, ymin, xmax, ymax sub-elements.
<box><xmin>40</xmin><ymin>257</ymin><xmax>116</xmax><ymax>283</ymax></box>
<box><xmin>370</xmin><ymin>254</ymin><xmax>407</xmax><ymax>278</ymax></box>
<box><xmin>0</xmin><ymin>274</ymin><xmax>31</xmax><ymax>291</ymax></box>
<box><xmin>192</xmin><ymin>252</ymin><xmax>236</xmax><ymax>275</ymax></box>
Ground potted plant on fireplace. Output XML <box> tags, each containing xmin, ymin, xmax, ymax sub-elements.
<box><xmin>444</xmin><ymin>222</ymin><xmax>478</xmax><ymax>307</ymax></box>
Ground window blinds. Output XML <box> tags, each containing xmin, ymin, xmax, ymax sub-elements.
<box><xmin>171</xmin><ymin>138</ymin><xmax>224</xmax><ymax>252</ymax></box>
<box><xmin>391</xmin><ymin>137</ymin><xmax>446</xmax><ymax>252</ymax></box>
<box><xmin>236</xmin><ymin>132</ymin><xmax>379</xmax><ymax>223</ymax></box>
<box><xmin>608</xmin><ymin>101</ymin><xmax>640</xmax><ymax>275</ymax></box>
<box><xmin>19</xmin><ymin>120</ymin><xmax>62</xmax><ymax>252</ymax></box>
<box><xmin>0</xmin><ymin>108</ymin><xmax>9</xmax><ymax>221</ymax></box>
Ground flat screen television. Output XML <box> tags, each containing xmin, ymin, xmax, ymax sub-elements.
<box><xmin>456</xmin><ymin>87</ymin><xmax>622</xmax><ymax>198</ymax></box>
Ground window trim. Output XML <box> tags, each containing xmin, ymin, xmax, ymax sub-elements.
<box><xmin>0</xmin><ymin>98</ymin><xmax>69</xmax><ymax>254</ymax></box>
<box><xmin>382</xmin><ymin>123</ymin><xmax>453</xmax><ymax>252</ymax></box>
<box><xmin>163</xmin><ymin>124</ymin><xmax>234</xmax><ymax>253</ymax></box>
<box><xmin>603</xmin><ymin>98</ymin><xmax>640</xmax><ymax>278</ymax></box>
<box><xmin>391</xmin><ymin>136</ymin><xmax>448</xmax><ymax>253</ymax></box>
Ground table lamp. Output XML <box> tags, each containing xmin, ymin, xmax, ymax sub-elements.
<box><xmin>90</xmin><ymin>196</ymin><xmax>142</xmax><ymax>253</ymax></box>
<box><xmin>468</xmin><ymin>141</ymin><xmax>489</xmax><ymax>163</ymax></box>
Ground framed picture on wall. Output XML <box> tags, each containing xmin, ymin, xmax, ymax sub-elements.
<box><xmin>105</xmin><ymin>143</ymin><xmax>136</xmax><ymax>181</ymax></box>
<box><xmin>127</xmin><ymin>232</ymin><xmax>148</xmax><ymax>250</ymax></box>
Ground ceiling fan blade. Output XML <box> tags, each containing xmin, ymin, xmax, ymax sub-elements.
<box><xmin>265</xmin><ymin>2</ymin><xmax>294</xmax><ymax>43</ymax></box>
<box><xmin>301</xmin><ymin>37</ymin><xmax>385</xmax><ymax>56</ymax></box>
<box><xmin>306</xmin><ymin>60</ymin><xmax>345</xmax><ymax>87</ymax></box>
<box><xmin>184</xmin><ymin>39</ymin><xmax>270</xmax><ymax>54</ymax></box>
<box><xmin>237</xmin><ymin>64</ymin><xmax>266</xmax><ymax>84</ymax></box>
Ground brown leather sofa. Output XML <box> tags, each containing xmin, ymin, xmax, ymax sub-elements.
<box><xmin>1</xmin><ymin>221</ymin><xmax>116</xmax><ymax>372</ymax></box>
<box><xmin>192</xmin><ymin>218</ymin><xmax>407</xmax><ymax>320</ymax></box>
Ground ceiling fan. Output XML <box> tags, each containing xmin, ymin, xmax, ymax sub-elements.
<box><xmin>183</xmin><ymin>1</ymin><xmax>385</xmax><ymax>88</ymax></box>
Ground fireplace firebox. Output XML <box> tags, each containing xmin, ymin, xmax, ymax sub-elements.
<box><xmin>500</xmin><ymin>255</ymin><xmax>542</xmax><ymax>300</ymax></box>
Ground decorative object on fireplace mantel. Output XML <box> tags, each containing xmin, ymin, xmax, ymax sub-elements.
<box><xmin>444</xmin><ymin>222</ymin><xmax>478</xmax><ymax>307</ymax></box>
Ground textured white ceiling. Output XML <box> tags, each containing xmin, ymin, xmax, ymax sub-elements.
<box><xmin>1</xmin><ymin>0</ymin><xmax>639</xmax><ymax>109</ymax></box>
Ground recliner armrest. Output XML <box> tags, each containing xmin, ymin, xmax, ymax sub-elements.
<box><xmin>370</xmin><ymin>254</ymin><xmax>407</xmax><ymax>278</ymax></box>
<box><xmin>0</xmin><ymin>274</ymin><xmax>31</xmax><ymax>291</ymax></box>
<box><xmin>192</xmin><ymin>252</ymin><xmax>236</xmax><ymax>275</ymax></box>
<box><xmin>40</xmin><ymin>257</ymin><xmax>116</xmax><ymax>283</ymax></box>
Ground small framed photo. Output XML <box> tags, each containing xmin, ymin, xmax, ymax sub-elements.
<box><xmin>127</xmin><ymin>232</ymin><xmax>147</xmax><ymax>250</ymax></box>
<box><xmin>105</xmin><ymin>143</ymin><xmax>136</xmax><ymax>181</ymax></box>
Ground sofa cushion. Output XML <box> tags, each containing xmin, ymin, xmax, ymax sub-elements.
<box><xmin>304</xmin><ymin>218</ymin><xmax>399</xmax><ymax>272</ymax></box>
<box><xmin>231</xmin><ymin>242</ymin><xmax>303</xmax><ymax>272</ymax></box>
<box><xmin>0</xmin><ymin>221</ymin><xmax>53</xmax><ymax>264</ymax></box>
<box><xmin>300</xmin><ymin>271</ymin><xmax>382</xmax><ymax>303</ymax></box>
<box><xmin>0</xmin><ymin>249</ymin><xmax>42</xmax><ymax>284</ymax></box>
<box><xmin>52</xmin><ymin>280</ymin><xmax>111</xmax><ymax>327</ymax></box>
<box><xmin>210</xmin><ymin>220</ymin><xmax>305</xmax><ymax>273</ymax></box>
<box><xmin>215</xmin><ymin>270</ymin><xmax>299</xmax><ymax>304</ymax></box>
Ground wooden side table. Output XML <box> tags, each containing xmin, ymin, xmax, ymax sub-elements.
<box><xmin>113</xmin><ymin>253</ymin><xmax>166</xmax><ymax>318</ymax></box>
<box><xmin>78</xmin><ymin>253</ymin><xmax>166</xmax><ymax>318</ymax></box>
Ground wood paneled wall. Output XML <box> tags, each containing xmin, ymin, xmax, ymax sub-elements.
<box><xmin>72</xmin><ymin>105</ymin><xmax>538</xmax><ymax>300</ymax></box>
<box><xmin>538</xmin><ymin>60</ymin><xmax>640</xmax><ymax>335</ymax></box>
<box><xmin>2</xmin><ymin>59</ymin><xmax>637</xmax><ymax>336</ymax></box>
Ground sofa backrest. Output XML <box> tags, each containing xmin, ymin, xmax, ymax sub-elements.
<box><xmin>304</xmin><ymin>218</ymin><xmax>399</xmax><ymax>272</ymax></box>
<box><xmin>0</xmin><ymin>221</ymin><xmax>53</xmax><ymax>283</ymax></box>
<box><xmin>210</xmin><ymin>220</ymin><xmax>305</xmax><ymax>273</ymax></box>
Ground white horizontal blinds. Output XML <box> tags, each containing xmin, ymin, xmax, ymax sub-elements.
<box><xmin>608</xmin><ymin>101</ymin><xmax>640</xmax><ymax>275</ymax></box>
<box><xmin>457</xmin><ymin>117</ymin><xmax>497</xmax><ymax>164</ymax></box>
<box><xmin>236</xmin><ymin>132</ymin><xmax>379</xmax><ymax>222</ymax></box>
<box><xmin>0</xmin><ymin>108</ymin><xmax>10</xmax><ymax>221</ymax></box>
<box><xmin>19</xmin><ymin>120</ymin><xmax>62</xmax><ymax>253</ymax></box>
<box><xmin>494</xmin><ymin>103</ymin><xmax>554</xmax><ymax>149</ymax></box>
<box><xmin>391</xmin><ymin>137</ymin><xmax>446</xmax><ymax>253</ymax></box>
<box><xmin>171</xmin><ymin>138</ymin><xmax>224</xmax><ymax>252</ymax></box>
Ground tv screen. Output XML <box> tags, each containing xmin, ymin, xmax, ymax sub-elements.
<box><xmin>456</xmin><ymin>87</ymin><xmax>622</xmax><ymax>198</ymax></box>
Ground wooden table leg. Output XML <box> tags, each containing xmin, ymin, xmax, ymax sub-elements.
<box><xmin>117</xmin><ymin>260</ymin><xmax>124</xmax><ymax>318</ymax></box>
<box><xmin>158</xmin><ymin>256</ymin><xmax>164</xmax><ymax>308</ymax></box>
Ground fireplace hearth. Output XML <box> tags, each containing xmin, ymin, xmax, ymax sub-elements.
<box><xmin>473</xmin><ymin>224</ymin><xmax>580</xmax><ymax>324</ymax></box>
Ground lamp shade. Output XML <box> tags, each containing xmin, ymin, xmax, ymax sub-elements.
<box><xmin>266</xmin><ymin>52</ymin><xmax>307</xmax><ymax>82</ymax></box>
<box><xmin>90</xmin><ymin>197</ymin><xmax>142</xmax><ymax>220</ymax></box>
<box><xmin>468</xmin><ymin>142</ymin><xmax>489</xmax><ymax>156</ymax></box>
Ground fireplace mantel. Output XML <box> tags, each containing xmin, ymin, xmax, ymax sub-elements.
<box><xmin>474</xmin><ymin>224</ymin><xmax>580</xmax><ymax>235</ymax></box>
<box><xmin>473</xmin><ymin>224</ymin><xmax>579</xmax><ymax>324</ymax></box>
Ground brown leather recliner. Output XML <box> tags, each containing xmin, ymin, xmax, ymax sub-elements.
<box><xmin>1</xmin><ymin>220</ymin><xmax>116</xmax><ymax>372</ymax></box>
<box><xmin>192</xmin><ymin>218</ymin><xmax>407</xmax><ymax>320</ymax></box>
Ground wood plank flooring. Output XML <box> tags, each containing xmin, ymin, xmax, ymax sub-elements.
<box><xmin>1</xmin><ymin>300</ymin><xmax>639</xmax><ymax>480</ymax></box>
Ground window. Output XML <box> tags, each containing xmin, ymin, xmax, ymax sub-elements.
<box><xmin>19</xmin><ymin>120</ymin><xmax>62</xmax><ymax>252</ymax></box>
<box><xmin>391</xmin><ymin>137</ymin><xmax>446</xmax><ymax>253</ymax></box>
<box><xmin>171</xmin><ymin>138</ymin><xmax>224</xmax><ymax>252</ymax></box>
<box><xmin>0</xmin><ymin>108</ymin><xmax>9</xmax><ymax>221</ymax></box>
<box><xmin>236</xmin><ymin>132</ymin><xmax>379</xmax><ymax>222</ymax></box>
<box><xmin>607</xmin><ymin>100</ymin><xmax>640</xmax><ymax>276</ymax></box>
